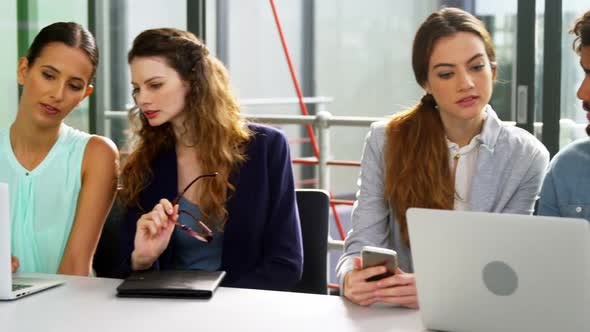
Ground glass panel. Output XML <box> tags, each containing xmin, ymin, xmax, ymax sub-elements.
<box><xmin>559</xmin><ymin>2</ymin><xmax>589</xmax><ymax>148</ymax></box>
<box><xmin>315</xmin><ymin>1</ymin><xmax>439</xmax><ymax>195</ymax></box>
<box><xmin>314</xmin><ymin>1</ymin><xmax>520</xmax><ymax>195</ymax></box>
<box><xmin>477</xmin><ymin>1</ymin><xmax>545</xmax><ymax>141</ymax></box>
<box><xmin>95</xmin><ymin>0</ymin><xmax>186</xmax><ymax>147</ymax></box>
<box><xmin>225</xmin><ymin>1</ymin><xmax>303</xmax><ymax>100</ymax></box>
<box><xmin>222</xmin><ymin>0</ymin><xmax>307</xmax><ymax>187</ymax></box>
<box><xmin>0</xmin><ymin>1</ymin><xmax>17</xmax><ymax>130</ymax></box>
<box><xmin>474</xmin><ymin>2</ymin><xmax>518</xmax><ymax>122</ymax></box>
<box><xmin>535</xmin><ymin>1</ymin><xmax>545</xmax><ymax>140</ymax></box>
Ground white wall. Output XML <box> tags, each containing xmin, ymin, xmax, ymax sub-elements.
<box><xmin>226</xmin><ymin>0</ymin><xmax>303</xmax><ymax>101</ymax></box>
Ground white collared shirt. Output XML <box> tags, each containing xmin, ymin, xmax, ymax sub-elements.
<box><xmin>448</xmin><ymin>135</ymin><xmax>481</xmax><ymax>210</ymax></box>
<box><xmin>447</xmin><ymin>109</ymin><xmax>489</xmax><ymax>211</ymax></box>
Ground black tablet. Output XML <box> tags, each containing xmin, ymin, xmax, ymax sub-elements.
<box><xmin>116</xmin><ymin>270</ymin><xmax>226</xmax><ymax>299</ymax></box>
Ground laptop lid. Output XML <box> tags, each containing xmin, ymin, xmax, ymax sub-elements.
<box><xmin>407</xmin><ymin>208</ymin><xmax>590</xmax><ymax>332</ymax></box>
<box><xmin>117</xmin><ymin>270</ymin><xmax>226</xmax><ymax>299</ymax></box>
<box><xmin>0</xmin><ymin>183</ymin><xmax>11</xmax><ymax>297</ymax></box>
<box><xmin>0</xmin><ymin>182</ymin><xmax>63</xmax><ymax>300</ymax></box>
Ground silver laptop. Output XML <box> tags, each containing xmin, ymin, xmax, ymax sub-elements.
<box><xmin>0</xmin><ymin>182</ymin><xmax>63</xmax><ymax>300</ymax></box>
<box><xmin>407</xmin><ymin>208</ymin><xmax>590</xmax><ymax>332</ymax></box>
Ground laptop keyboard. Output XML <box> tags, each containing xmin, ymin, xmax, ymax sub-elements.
<box><xmin>12</xmin><ymin>284</ymin><xmax>32</xmax><ymax>292</ymax></box>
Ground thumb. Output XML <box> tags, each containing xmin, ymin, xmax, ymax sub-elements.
<box><xmin>354</xmin><ymin>256</ymin><xmax>362</xmax><ymax>270</ymax></box>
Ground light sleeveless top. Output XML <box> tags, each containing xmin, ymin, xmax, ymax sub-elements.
<box><xmin>0</xmin><ymin>124</ymin><xmax>91</xmax><ymax>273</ymax></box>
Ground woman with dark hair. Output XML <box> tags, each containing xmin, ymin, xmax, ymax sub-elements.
<box><xmin>0</xmin><ymin>22</ymin><xmax>119</xmax><ymax>275</ymax></box>
<box><xmin>538</xmin><ymin>10</ymin><xmax>590</xmax><ymax>219</ymax></box>
<box><xmin>113</xmin><ymin>28</ymin><xmax>303</xmax><ymax>291</ymax></box>
<box><xmin>336</xmin><ymin>8</ymin><xmax>549</xmax><ymax>308</ymax></box>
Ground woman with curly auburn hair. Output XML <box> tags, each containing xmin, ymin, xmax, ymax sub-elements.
<box><xmin>336</xmin><ymin>7</ymin><xmax>549</xmax><ymax>308</ymax></box>
<box><xmin>112</xmin><ymin>28</ymin><xmax>303</xmax><ymax>291</ymax></box>
<box><xmin>539</xmin><ymin>10</ymin><xmax>590</xmax><ymax>219</ymax></box>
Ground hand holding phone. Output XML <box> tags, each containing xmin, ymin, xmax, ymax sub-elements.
<box><xmin>361</xmin><ymin>246</ymin><xmax>398</xmax><ymax>282</ymax></box>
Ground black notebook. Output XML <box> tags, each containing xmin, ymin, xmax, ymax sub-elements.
<box><xmin>116</xmin><ymin>270</ymin><xmax>226</xmax><ymax>299</ymax></box>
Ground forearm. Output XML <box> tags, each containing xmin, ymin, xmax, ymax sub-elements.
<box><xmin>504</xmin><ymin>151</ymin><xmax>550</xmax><ymax>214</ymax></box>
<box><xmin>57</xmin><ymin>255</ymin><xmax>93</xmax><ymax>276</ymax></box>
<box><xmin>336</xmin><ymin>255</ymin><xmax>356</xmax><ymax>291</ymax></box>
<box><xmin>131</xmin><ymin>250</ymin><xmax>158</xmax><ymax>271</ymax></box>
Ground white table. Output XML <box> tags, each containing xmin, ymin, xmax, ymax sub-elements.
<box><xmin>1</xmin><ymin>273</ymin><xmax>428</xmax><ymax>332</ymax></box>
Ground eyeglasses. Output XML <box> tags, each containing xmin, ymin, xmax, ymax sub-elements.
<box><xmin>169</xmin><ymin>172</ymin><xmax>218</xmax><ymax>243</ymax></box>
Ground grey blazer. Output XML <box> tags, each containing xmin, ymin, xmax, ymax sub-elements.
<box><xmin>336</xmin><ymin>106</ymin><xmax>549</xmax><ymax>288</ymax></box>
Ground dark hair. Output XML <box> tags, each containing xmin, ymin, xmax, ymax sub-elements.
<box><xmin>121</xmin><ymin>28</ymin><xmax>250</xmax><ymax>227</ymax></box>
<box><xmin>571</xmin><ymin>11</ymin><xmax>590</xmax><ymax>136</ymax></box>
<box><xmin>384</xmin><ymin>7</ymin><xmax>496</xmax><ymax>246</ymax></box>
<box><xmin>571</xmin><ymin>10</ymin><xmax>590</xmax><ymax>54</ymax></box>
<box><xmin>26</xmin><ymin>22</ymin><xmax>99</xmax><ymax>83</ymax></box>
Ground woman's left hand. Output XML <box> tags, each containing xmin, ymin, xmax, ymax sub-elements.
<box><xmin>372</xmin><ymin>268</ymin><xmax>419</xmax><ymax>309</ymax></box>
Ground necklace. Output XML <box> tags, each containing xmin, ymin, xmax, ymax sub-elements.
<box><xmin>452</xmin><ymin>154</ymin><xmax>466</xmax><ymax>202</ymax></box>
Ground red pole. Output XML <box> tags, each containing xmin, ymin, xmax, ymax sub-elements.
<box><xmin>269</xmin><ymin>0</ymin><xmax>347</xmax><ymax>240</ymax></box>
<box><xmin>268</xmin><ymin>0</ymin><xmax>320</xmax><ymax>158</ymax></box>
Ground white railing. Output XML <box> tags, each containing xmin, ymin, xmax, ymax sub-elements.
<box><xmin>104</xmin><ymin>98</ymin><xmax>589</xmax><ymax>252</ymax></box>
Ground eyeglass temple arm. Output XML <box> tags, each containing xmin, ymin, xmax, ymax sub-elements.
<box><xmin>172</xmin><ymin>172</ymin><xmax>219</xmax><ymax>205</ymax></box>
<box><xmin>169</xmin><ymin>217</ymin><xmax>211</xmax><ymax>242</ymax></box>
<box><xmin>177</xmin><ymin>209</ymin><xmax>213</xmax><ymax>234</ymax></box>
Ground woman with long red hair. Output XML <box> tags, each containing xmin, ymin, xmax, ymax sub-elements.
<box><xmin>337</xmin><ymin>8</ymin><xmax>549</xmax><ymax>308</ymax></box>
<box><xmin>110</xmin><ymin>28</ymin><xmax>303</xmax><ymax>291</ymax></box>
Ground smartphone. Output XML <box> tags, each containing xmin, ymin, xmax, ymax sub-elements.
<box><xmin>361</xmin><ymin>246</ymin><xmax>398</xmax><ymax>282</ymax></box>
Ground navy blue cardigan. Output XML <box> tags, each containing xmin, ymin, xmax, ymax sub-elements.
<box><xmin>115</xmin><ymin>124</ymin><xmax>303</xmax><ymax>291</ymax></box>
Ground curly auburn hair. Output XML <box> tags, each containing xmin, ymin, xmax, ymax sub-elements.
<box><xmin>119</xmin><ymin>28</ymin><xmax>251</xmax><ymax>227</ymax></box>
